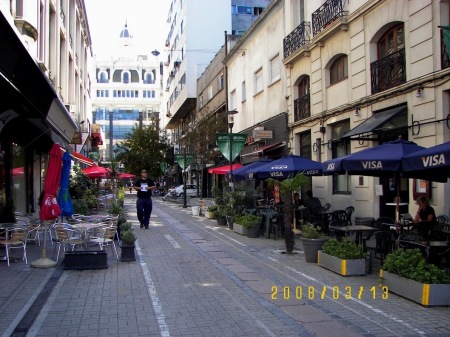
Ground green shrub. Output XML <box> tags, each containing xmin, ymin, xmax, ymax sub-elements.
<box><xmin>235</xmin><ymin>214</ymin><xmax>262</xmax><ymax>228</ymax></box>
<box><xmin>382</xmin><ymin>249</ymin><xmax>450</xmax><ymax>284</ymax></box>
<box><xmin>121</xmin><ymin>229</ymin><xmax>136</xmax><ymax>246</ymax></box>
<box><xmin>322</xmin><ymin>239</ymin><xmax>365</xmax><ymax>259</ymax></box>
<box><xmin>73</xmin><ymin>199</ymin><xmax>88</xmax><ymax>215</ymax></box>
<box><xmin>300</xmin><ymin>222</ymin><xmax>328</xmax><ymax>239</ymax></box>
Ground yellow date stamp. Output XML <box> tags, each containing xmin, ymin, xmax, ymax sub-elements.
<box><xmin>271</xmin><ymin>285</ymin><xmax>389</xmax><ymax>300</ymax></box>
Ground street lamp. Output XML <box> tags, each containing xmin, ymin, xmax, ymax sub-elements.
<box><xmin>227</xmin><ymin>110</ymin><xmax>238</xmax><ymax>191</ymax></box>
<box><xmin>183</xmin><ymin>144</ymin><xmax>187</xmax><ymax>208</ymax></box>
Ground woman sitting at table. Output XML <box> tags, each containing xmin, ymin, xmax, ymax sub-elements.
<box><xmin>412</xmin><ymin>196</ymin><xmax>437</xmax><ymax>238</ymax></box>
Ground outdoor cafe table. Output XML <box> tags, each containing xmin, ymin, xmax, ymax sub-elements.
<box><xmin>398</xmin><ymin>240</ymin><xmax>450</xmax><ymax>264</ymax></box>
<box><xmin>258</xmin><ymin>208</ymin><xmax>278</xmax><ymax>239</ymax></box>
<box><xmin>328</xmin><ymin>225</ymin><xmax>377</xmax><ymax>245</ymax></box>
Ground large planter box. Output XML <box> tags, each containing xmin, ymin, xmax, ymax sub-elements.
<box><xmin>204</xmin><ymin>211</ymin><xmax>214</xmax><ymax>219</ymax></box>
<box><xmin>64</xmin><ymin>251</ymin><xmax>108</xmax><ymax>270</ymax></box>
<box><xmin>318</xmin><ymin>251</ymin><xmax>365</xmax><ymax>276</ymax></box>
<box><xmin>120</xmin><ymin>245</ymin><xmax>136</xmax><ymax>262</ymax></box>
<box><xmin>233</xmin><ymin>223</ymin><xmax>250</xmax><ymax>236</ymax></box>
<box><xmin>380</xmin><ymin>270</ymin><xmax>450</xmax><ymax>306</ymax></box>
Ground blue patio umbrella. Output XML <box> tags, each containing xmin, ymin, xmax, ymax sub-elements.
<box><xmin>226</xmin><ymin>158</ymin><xmax>273</xmax><ymax>181</ymax></box>
<box><xmin>247</xmin><ymin>155</ymin><xmax>322</xmax><ymax>180</ymax></box>
<box><xmin>57</xmin><ymin>151</ymin><xmax>74</xmax><ymax>217</ymax></box>
<box><xmin>402</xmin><ymin>141</ymin><xmax>450</xmax><ymax>182</ymax></box>
<box><xmin>322</xmin><ymin>139</ymin><xmax>426</xmax><ymax>177</ymax></box>
<box><xmin>322</xmin><ymin>138</ymin><xmax>426</xmax><ymax>227</ymax></box>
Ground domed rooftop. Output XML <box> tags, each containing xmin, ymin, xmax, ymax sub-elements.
<box><xmin>120</xmin><ymin>22</ymin><xmax>133</xmax><ymax>39</ymax></box>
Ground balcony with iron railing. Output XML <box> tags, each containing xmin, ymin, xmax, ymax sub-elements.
<box><xmin>370</xmin><ymin>49</ymin><xmax>406</xmax><ymax>94</ymax></box>
<box><xmin>312</xmin><ymin>0</ymin><xmax>348</xmax><ymax>36</ymax></box>
<box><xmin>283</xmin><ymin>22</ymin><xmax>311</xmax><ymax>59</ymax></box>
<box><xmin>441</xmin><ymin>30</ymin><xmax>450</xmax><ymax>70</ymax></box>
<box><xmin>293</xmin><ymin>94</ymin><xmax>310</xmax><ymax>122</ymax></box>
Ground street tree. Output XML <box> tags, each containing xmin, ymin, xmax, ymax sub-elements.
<box><xmin>115</xmin><ymin>124</ymin><xmax>170</xmax><ymax>178</ymax></box>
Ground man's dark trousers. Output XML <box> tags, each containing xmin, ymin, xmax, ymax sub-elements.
<box><xmin>136</xmin><ymin>197</ymin><xmax>152</xmax><ymax>228</ymax></box>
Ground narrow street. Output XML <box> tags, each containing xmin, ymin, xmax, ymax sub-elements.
<box><xmin>5</xmin><ymin>193</ymin><xmax>448</xmax><ymax>337</ymax></box>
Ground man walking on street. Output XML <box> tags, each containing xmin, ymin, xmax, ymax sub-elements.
<box><xmin>134</xmin><ymin>169</ymin><xmax>156</xmax><ymax>229</ymax></box>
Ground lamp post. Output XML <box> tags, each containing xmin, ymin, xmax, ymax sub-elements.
<box><xmin>183</xmin><ymin>145</ymin><xmax>187</xmax><ymax>208</ymax></box>
<box><xmin>227</xmin><ymin>110</ymin><xmax>238</xmax><ymax>191</ymax></box>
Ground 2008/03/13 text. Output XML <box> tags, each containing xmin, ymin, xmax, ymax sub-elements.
<box><xmin>271</xmin><ymin>286</ymin><xmax>389</xmax><ymax>300</ymax></box>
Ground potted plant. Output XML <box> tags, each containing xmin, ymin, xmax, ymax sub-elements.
<box><xmin>120</xmin><ymin>224</ymin><xmax>137</xmax><ymax>262</ymax></box>
<box><xmin>214</xmin><ymin>207</ymin><xmax>228</xmax><ymax>226</ymax></box>
<box><xmin>234</xmin><ymin>214</ymin><xmax>262</xmax><ymax>237</ymax></box>
<box><xmin>266</xmin><ymin>173</ymin><xmax>309</xmax><ymax>253</ymax></box>
<box><xmin>300</xmin><ymin>222</ymin><xmax>329</xmax><ymax>263</ymax></box>
<box><xmin>205</xmin><ymin>205</ymin><xmax>217</xmax><ymax>219</ymax></box>
<box><xmin>380</xmin><ymin>248</ymin><xmax>450</xmax><ymax>306</ymax></box>
<box><xmin>318</xmin><ymin>239</ymin><xmax>366</xmax><ymax>276</ymax></box>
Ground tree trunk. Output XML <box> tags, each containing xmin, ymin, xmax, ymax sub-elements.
<box><xmin>283</xmin><ymin>190</ymin><xmax>295</xmax><ymax>253</ymax></box>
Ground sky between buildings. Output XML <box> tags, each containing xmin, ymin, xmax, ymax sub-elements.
<box><xmin>84</xmin><ymin>0</ymin><xmax>169</xmax><ymax>57</ymax></box>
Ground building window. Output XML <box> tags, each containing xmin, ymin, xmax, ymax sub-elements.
<box><xmin>199</xmin><ymin>96</ymin><xmax>204</xmax><ymax>109</ymax></box>
<box><xmin>123</xmin><ymin>72</ymin><xmax>130</xmax><ymax>84</ymax></box>
<box><xmin>144</xmin><ymin>72</ymin><xmax>154</xmax><ymax>84</ymax></box>
<box><xmin>99</xmin><ymin>71</ymin><xmax>108</xmax><ymax>83</ymax></box>
<box><xmin>331</xmin><ymin>120</ymin><xmax>351</xmax><ymax>194</ymax></box>
<box><xmin>270</xmin><ymin>54</ymin><xmax>281</xmax><ymax>84</ymax></box>
<box><xmin>330</xmin><ymin>55</ymin><xmax>348</xmax><ymax>85</ymax></box>
<box><xmin>230</xmin><ymin>89</ymin><xmax>236</xmax><ymax>110</ymax></box>
<box><xmin>242</xmin><ymin>81</ymin><xmax>246</xmax><ymax>102</ymax></box>
<box><xmin>218</xmin><ymin>73</ymin><xmax>224</xmax><ymax>90</ymax></box>
<box><xmin>207</xmin><ymin>85</ymin><xmax>213</xmax><ymax>100</ymax></box>
<box><xmin>255</xmin><ymin>68</ymin><xmax>263</xmax><ymax>94</ymax></box>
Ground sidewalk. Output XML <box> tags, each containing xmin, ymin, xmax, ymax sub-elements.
<box><xmin>0</xmin><ymin>193</ymin><xmax>449</xmax><ymax>337</ymax></box>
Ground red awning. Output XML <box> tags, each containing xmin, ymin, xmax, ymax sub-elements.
<box><xmin>208</xmin><ymin>163</ymin><xmax>243</xmax><ymax>175</ymax></box>
<box><xmin>71</xmin><ymin>151</ymin><xmax>95</xmax><ymax>166</ymax></box>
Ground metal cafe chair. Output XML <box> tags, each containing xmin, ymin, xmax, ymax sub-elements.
<box><xmin>0</xmin><ymin>227</ymin><xmax>29</xmax><ymax>266</ymax></box>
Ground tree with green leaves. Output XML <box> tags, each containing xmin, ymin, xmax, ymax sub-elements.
<box><xmin>114</xmin><ymin>125</ymin><xmax>170</xmax><ymax>179</ymax></box>
<box><xmin>266</xmin><ymin>173</ymin><xmax>309</xmax><ymax>253</ymax></box>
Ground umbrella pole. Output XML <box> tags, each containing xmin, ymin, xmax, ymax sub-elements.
<box><xmin>395</xmin><ymin>176</ymin><xmax>400</xmax><ymax>234</ymax></box>
<box><xmin>31</xmin><ymin>220</ymin><xmax>57</xmax><ymax>268</ymax></box>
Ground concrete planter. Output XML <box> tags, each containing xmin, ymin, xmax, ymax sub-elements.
<box><xmin>120</xmin><ymin>245</ymin><xmax>136</xmax><ymax>262</ymax></box>
<box><xmin>204</xmin><ymin>211</ymin><xmax>213</xmax><ymax>219</ymax></box>
<box><xmin>191</xmin><ymin>206</ymin><xmax>200</xmax><ymax>216</ymax></box>
<box><xmin>301</xmin><ymin>237</ymin><xmax>329</xmax><ymax>263</ymax></box>
<box><xmin>233</xmin><ymin>223</ymin><xmax>250</xmax><ymax>236</ymax></box>
<box><xmin>318</xmin><ymin>251</ymin><xmax>365</xmax><ymax>276</ymax></box>
<box><xmin>380</xmin><ymin>270</ymin><xmax>450</xmax><ymax>306</ymax></box>
<box><xmin>64</xmin><ymin>251</ymin><xmax>108</xmax><ymax>270</ymax></box>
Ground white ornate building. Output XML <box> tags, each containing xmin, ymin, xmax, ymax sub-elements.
<box><xmin>91</xmin><ymin>23</ymin><xmax>161</xmax><ymax>162</ymax></box>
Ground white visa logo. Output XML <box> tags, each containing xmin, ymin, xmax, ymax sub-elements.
<box><xmin>327</xmin><ymin>163</ymin><xmax>335</xmax><ymax>171</ymax></box>
<box><xmin>421</xmin><ymin>154</ymin><xmax>445</xmax><ymax>167</ymax></box>
<box><xmin>361</xmin><ymin>161</ymin><xmax>382</xmax><ymax>169</ymax></box>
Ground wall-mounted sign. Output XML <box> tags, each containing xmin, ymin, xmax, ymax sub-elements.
<box><xmin>252</xmin><ymin>130</ymin><xmax>273</xmax><ymax>139</ymax></box>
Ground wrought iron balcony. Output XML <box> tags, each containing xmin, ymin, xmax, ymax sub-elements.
<box><xmin>370</xmin><ymin>49</ymin><xmax>406</xmax><ymax>94</ymax></box>
<box><xmin>294</xmin><ymin>94</ymin><xmax>310</xmax><ymax>122</ymax></box>
<box><xmin>283</xmin><ymin>22</ymin><xmax>311</xmax><ymax>59</ymax></box>
<box><xmin>312</xmin><ymin>0</ymin><xmax>348</xmax><ymax>36</ymax></box>
<box><xmin>441</xmin><ymin>30</ymin><xmax>450</xmax><ymax>70</ymax></box>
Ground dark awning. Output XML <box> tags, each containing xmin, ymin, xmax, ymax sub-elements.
<box><xmin>0</xmin><ymin>11</ymin><xmax>77</xmax><ymax>145</ymax></box>
<box><xmin>342</xmin><ymin>105</ymin><xmax>407</xmax><ymax>139</ymax></box>
<box><xmin>241</xmin><ymin>142</ymin><xmax>286</xmax><ymax>157</ymax></box>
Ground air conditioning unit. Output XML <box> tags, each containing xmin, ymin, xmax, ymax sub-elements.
<box><xmin>65</xmin><ymin>104</ymin><xmax>76</xmax><ymax>114</ymax></box>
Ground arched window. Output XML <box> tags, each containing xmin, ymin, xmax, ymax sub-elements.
<box><xmin>330</xmin><ymin>55</ymin><xmax>348</xmax><ymax>85</ymax></box>
<box><xmin>144</xmin><ymin>73</ymin><xmax>154</xmax><ymax>84</ymax></box>
<box><xmin>99</xmin><ymin>71</ymin><xmax>108</xmax><ymax>83</ymax></box>
<box><xmin>298</xmin><ymin>76</ymin><xmax>309</xmax><ymax>97</ymax></box>
<box><xmin>123</xmin><ymin>72</ymin><xmax>130</xmax><ymax>84</ymax></box>
<box><xmin>371</xmin><ymin>24</ymin><xmax>406</xmax><ymax>93</ymax></box>
<box><xmin>378</xmin><ymin>24</ymin><xmax>404</xmax><ymax>59</ymax></box>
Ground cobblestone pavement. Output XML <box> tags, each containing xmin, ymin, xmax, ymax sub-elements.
<box><xmin>0</xmin><ymin>194</ymin><xmax>449</xmax><ymax>337</ymax></box>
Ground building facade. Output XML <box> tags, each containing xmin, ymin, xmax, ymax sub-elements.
<box><xmin>283</xmin><ymin>0</ymin><xmax>450</xmax><ymax>219</ymax></box>
<box><xmin>91</xmin><ymin>23</ymin><xmax>161</xmax><ymax>162</ymax></box>
<box><xmin>0</xmin><ymin>0</ymin><xmax>92</xmax><ymax>215</ymax></box>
